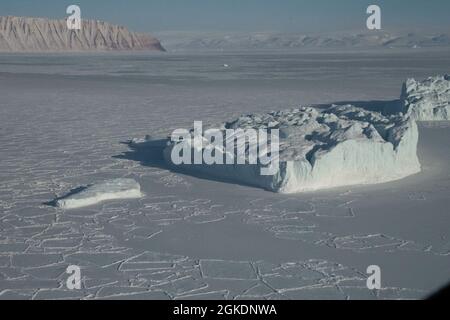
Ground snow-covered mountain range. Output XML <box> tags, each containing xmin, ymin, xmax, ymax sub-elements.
<box><xmin>157</xmin><ymin>31</ymin><xmax>450</xmax><ymax>51</ymax></box>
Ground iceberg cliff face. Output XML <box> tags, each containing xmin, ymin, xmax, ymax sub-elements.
<box><xmin>0</xmin><ymin>16</ymin><xmax>165</xmax><ymax>52</ymax></box>
<box><xmin>401</xmin><ymin>75</ymin><xmax>450</xmax><ymax>121</ymax></box>
<box><xmin>163</xmin><ymin>105</ymin><xmax>421</xmax><ymax>193</ymax></box>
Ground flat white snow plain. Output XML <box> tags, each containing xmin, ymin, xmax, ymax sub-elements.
<box><xmin>55</xmin><ymin>179</ymin><xmax>143</xmax><ymax>209</ymax></box>
<box><xmin>164</xmin><ymin>105</ymin><xmax>421</xmax><ymax>193</ymax></box>
<box><xmin>0</xmin><ymin>51</ymin><xmax>449</xmax><ymax>300</ymax></box>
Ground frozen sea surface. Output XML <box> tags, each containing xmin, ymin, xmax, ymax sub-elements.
<box><xmin>0</xmin><ymin>50</ymin><xmax>449</xmax><ymax>300</ymax></box>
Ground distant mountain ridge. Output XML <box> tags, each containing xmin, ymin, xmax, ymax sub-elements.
<box><xmin>0</xmin><ymin>16</ymin><xmax>165</xmax><ymax>52</ymax></box>
<box><xmin>157</xmin><ymin>31</ymin><xmax>450</xmax><ymax>51</ymax></box>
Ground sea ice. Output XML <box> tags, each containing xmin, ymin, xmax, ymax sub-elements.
<box><xmin>55</xmin><ymin>178</ymin><xmax>143</xmax><ymax>209</ymax></box>
<box><xmin>163</xmin><ymin>105</ymin><xmax>421</xmax><ymax>193</ymax></box>
<box><xmin>401</xmin><ymin>75</ymin><xmax>450</xmax><ymax>121</ymax></box>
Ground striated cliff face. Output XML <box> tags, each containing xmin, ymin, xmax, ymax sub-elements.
<box><xmin>0</xmin><ymin>16</ymin><xmax>165</xmax><ymax>52</ymax></box>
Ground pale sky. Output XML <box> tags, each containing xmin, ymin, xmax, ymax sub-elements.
<box><xmin>1</xmin><ymin>0</ymin><xmax>449</xmax><ymax>33</ymax></box>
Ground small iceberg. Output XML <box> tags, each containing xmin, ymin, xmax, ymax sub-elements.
<box><xmin>55</xmin><ymin>178</ymin><xmax>143</xmax><ymax>209</ymax></box>
<box><xmin>401</xmin><ymin>75</ymin><xmax>450</xmax><ymax>121</ymax></box>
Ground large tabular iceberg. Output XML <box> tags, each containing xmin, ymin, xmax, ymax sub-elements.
<box><xmin>163</xmin><ymin>105</ymin><xmax>421</xmax><ymax>193</ymax></box>
<box><xmin>401</xmin><ymin>75</ymin><xmax>450</xmax><ymax>121</ymax></box>
<box><xmin>56</xmin><ymin>178</ymin><xmax>143</xmax><ymax>209</ymax></box>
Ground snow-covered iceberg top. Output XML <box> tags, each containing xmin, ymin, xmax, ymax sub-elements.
<box><xmin>164</xmin><ymin>105</ymin><xmax>421</xmax><ymax>193</ymax></box>
<box><xmin>401</xmin><ymin>75</ymin><xmax>450</xmax><ymax>121</ymax></box>
<box><xmin>56</xmin><ymin>178</ymin><xmax>143</xmax><ymax>209</ymax></box>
